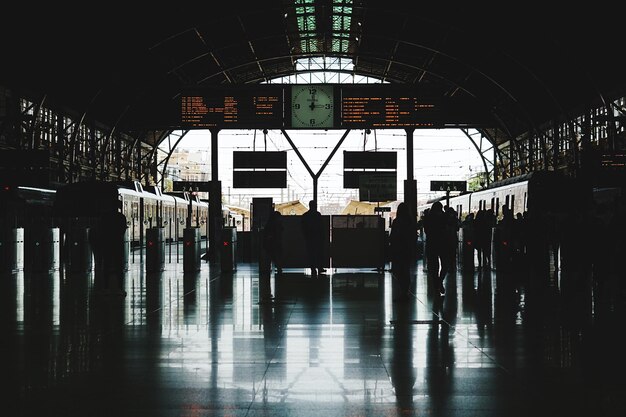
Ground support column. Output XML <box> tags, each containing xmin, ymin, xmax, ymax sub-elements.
<box><xmin>406</xmin><ymin>128</ymin><xmax>414</xmax><ymax>182</ymax></box>
<box><xmin>404</xmin><ymin>128</ymin><xmax>417</xmax><ymax>261</ymax></box>
<box><xmin>208</xmin><ymin>128</ymin><xmax>222</xmax><ymax>263</ymax></box>
<box><xmin>281</xmin><ymin>129</ymin><xmax>350</xmax><ymax>207</ymax></box>
<box><xmin>404</xmin><ymin>129</ymin><xmax>417</xmax><ymax>218</ymax></box>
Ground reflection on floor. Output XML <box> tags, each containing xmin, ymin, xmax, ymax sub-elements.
<box><xmin>2</xmin><ymin>257</ymin><xmax>626</xmax><ymax>417</ymax></box>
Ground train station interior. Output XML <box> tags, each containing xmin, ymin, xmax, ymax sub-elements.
<box><xmin>2</xmin><ymin>3</ymin><xmax>626</xmax><ymax>417</ymax></box>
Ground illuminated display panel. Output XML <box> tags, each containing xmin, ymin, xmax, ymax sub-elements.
<box><xmin>340</xmin><ymin>85</ymin><xmax>440</xmax><ymax>128</ymax></box>
<box><xmin>180</xmin><ymin>86</ymin><xmax>284</xmax><ymax>129</ymax></box>
<box><xmin>177</xmin><ymin>85</ymin><xmax>488</xmax><ymax>129</ymax></box>
<box><xmin>601</xmin><ymin>152</ymin><xmax>626</xmax><ymax>170</ymax></box>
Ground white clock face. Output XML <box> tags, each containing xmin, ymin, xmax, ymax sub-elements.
<box><xmin>290</xmin><ymin>85</ymin><xmax>334</xmax><ymax>128</ymax></box>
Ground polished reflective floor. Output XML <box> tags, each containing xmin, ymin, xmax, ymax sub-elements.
<box><xmin>3</xmin><ymin>252</ymin><xmax>626</xmax><ymax>417</ymax></box>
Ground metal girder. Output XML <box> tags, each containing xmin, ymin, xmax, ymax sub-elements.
<box><xmin>381</xmin><ymin>16</ymin><xmax>407</xmax><ymax>83</ymax></box>
<box><xmin>135</xmin><ymin>131</ymin><xmax>168</xmax><ymax>185</ymax></box>
<box><xmin>155</xmin><ymin>130</ymin><xmax>189</xmax><ymax>191</ymax></box>
<box><xmin>28</xmin><ymin>94</ymin><xmax>46</xmax><ymax>150</ymax></box>
<box><xmin>461</xmin><ymin>128</ymin><xmax>496</xmax><ymax>185</ymax></box>
<box><xmin>237</xmin><ymin>15</ymin><xmax>268</xmax><ymax>83</ymax></box>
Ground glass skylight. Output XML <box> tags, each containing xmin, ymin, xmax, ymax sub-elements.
<box><xmin>289</xmin><ymin>0</ymin><xmax>356</xmax><ymax>54</ymax></box>
<box><xmin>265</xmin><ymin>57</ymin><xmax>385</xmax><ymax>84</ymax></box>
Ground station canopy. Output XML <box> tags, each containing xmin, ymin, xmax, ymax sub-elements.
<box><xmin>1</xmin><ymin>1</ymin><xmax>624</xmax><ymax>148</ymax></box>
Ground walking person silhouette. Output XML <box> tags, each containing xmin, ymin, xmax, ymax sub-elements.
<box><xmin>263</xmin><ymin>210</ymin><xmax>284</xmax><ymax>274</ymax></box>
<box><xmin>301</xmin><ymin>200</ymin><xmax>325</xmax><ymax>276</ymax></box>
<box><xmin>423</xmin><ymin>201</ymin><xmax>449</xmax><ymax>296</ymax></box>
<box><xmin>390</xmin><ymin>202</ymin><xmax>417</xmax><ymax>301</ymax></box>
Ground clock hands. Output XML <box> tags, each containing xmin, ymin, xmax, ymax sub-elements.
<box><xmin>292</xmin><ymin>86</ymin><xmax>333</xmax><ymax>127</ymax></box>
<box><xmin>308</xmin><ymin>91</ymin><xmax>317</xmax><ymax>110</ymax></box>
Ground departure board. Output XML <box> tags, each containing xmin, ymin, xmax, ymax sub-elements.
<box><xmin>340</xmin><ymin>85</ymin><xmax>440</xmax><ymax>128</ymax></box>
<box><xmin>176</xmin><ymin>85</ymin><xmax>488</xmax><ymax>129</ymax></box>
<box><xmin>180</xmin><ymin>86</ymin><xmax>284</xmax><ymax>129</ymax></box>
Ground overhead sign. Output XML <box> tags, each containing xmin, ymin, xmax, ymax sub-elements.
<box><xmin>232</xmin><ymin>151</ymin><xmax>288</xmax><ymax>188</ymax></box>
<box><xmin>344</xmin><ymin>151</ymin><xmax>398</xmax><ymax>190</ymax></box>
<box><xmin>177</xmin><ymin>85</ymin><xmax>492</xmax><ymax>130</ymax></box>
<box><xmin>344</xmin><ymin>151</ymin><xmax>397</xmax><ymax>169</ymax></box>
<box><xmin>374</xmin><ymin>206</ymin><xmax>391</xmax><ymax>213</ymax></box>
<box><xmin>180</xmin><ymin>86</ymin><xmax>284</xmax><ymax>129</ymax></box>
<box><xmin>430</xmin><ymin>180</ymin><xmax>467</xmax><ymax>192</ymax></box>
<box><xmin>340</xmin><ymin>85</ymin><xmax>439</xmax><ymax>128</ymax></box>
<box><xmin>233</xmin><ymin>171</ymin><xmax>287</xmax><ymax>188</ymax></box>
<box><xmin>600</xmin><ymin>152</ymin><xmax>626</xmax><ymax>170</ymax></box>
<box><xmin>172</xmin><ymin>181</ymin><xmax>211</xmax><ymax>192</ymax></box>
<box><xmin>233</xmin><ymin>151</ymin><xmax>287</xmax><ymax>169</ymax></box>
<box><xmin>358</xmin><ymin>172</ymin><xmax>397</xmax><ymax>202</ymax></box>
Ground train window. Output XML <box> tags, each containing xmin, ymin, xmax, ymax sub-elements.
<box><xmin>495</xmin><ymin>198</ymin><xmax>500</xmax><ymax>216</ymax></box>
<box><xmin>490</xmin><ymin>197</ymin><xmax>495</xmax><ymax>211</ymax></box>
<box><xmin>511</xmin><ymin>195</ymin><xmax>516</xmax><ymax>214</ymax></box>
<box><xmin>524</xmin><ymin>192</ymin><xmax>527</xmax><ymax>211</ymax></box>
<box><xmin>505</xmin><ymin>195</ymin><xmax>510</xmax><ymax>210</ymax></box>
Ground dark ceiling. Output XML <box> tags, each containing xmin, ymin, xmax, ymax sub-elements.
<box><xmin>2</xmin><ymin>1</ymin><xmax>624</xmax><ymax>145</ymax></box>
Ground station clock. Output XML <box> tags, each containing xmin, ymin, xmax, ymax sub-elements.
<box><xmin>290</xmin><ymin>85</ymin><xmax>335</xmax><ymax>128</ymax></box>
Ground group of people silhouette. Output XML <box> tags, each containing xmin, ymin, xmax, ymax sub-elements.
<box><xmin>262</xmin><ymin>199</ymin><xmax>326</xmax><ymax>277</ymax></box>
<box><xmin>259</xmin><ymin>192</ymin><xmax>626</xmax><ymax>305</ymax></box>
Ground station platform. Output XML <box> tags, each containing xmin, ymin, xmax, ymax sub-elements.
<box><xmin>2</xmin><ymin>256</ymin><xmax>626</xmax><ymax>417</ymax></box>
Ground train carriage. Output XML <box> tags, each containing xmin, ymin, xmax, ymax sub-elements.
<box><xmin>418</xmin><ymin>171</ymin><xmax>589</xmax><ymax>221</ymax></box>
<box><xmin>53</xmin><ymin>180</ymin><xmax>209</xmax><ymax>248</ymax></box>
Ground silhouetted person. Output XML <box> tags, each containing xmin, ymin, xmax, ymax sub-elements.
<box><xmin>461</xmin><ymin>212</ymin><xmax>475</xmax><ymax>234</ymax></box>
<box><xmin>420</xmin><ymin>208</ymin><xmax>431</xmax><ymax>271</ymax></box>
<box><xmin>475</xmin><ymin>208</ymin><xmax>494</xmax><ymax>269</ymax></box>
<box><xmin>460</xmin><ymin>212</ymin><xmax>475</xmax><ymax>271</ymax></box>
<box><xmin>390</xmin><ymin>202</ymin><xmax>417</xmax><ymax>301</ymax></box>
<box><xmin>525</xmin><ymin>206</ymin><xmax>551</xmax><ymax>284</ymax></box>
<box><xmin>423</xmin><ymin>201</ymin><xmax>449</xmax><ymax>295</ymax></box>
<box><xmin>512</xmin><ymin>212</ymin><xmax>526</xmax><ymax>267</ymax></box>
<box><xmin>301</xmin><ymin>200</ymin><xmax>325</xmax><ymax>276</ymax></box>
<box><xmin>263</xmin><ymin>210</ymin><xmax>284</xmax><ymax>274</ymax></box>
<box><xmin>497</xmin><ymin>205</ymin><xmax>515</xmax><ymax>269</ymax></box>
<box><xmin>90</xmin><ymin>210</ymin><xmax>127</xmax><ymax>295</ymax></box>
